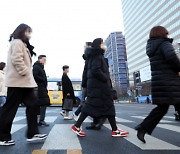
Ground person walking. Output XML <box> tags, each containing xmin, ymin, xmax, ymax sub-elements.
<box><xmin>71</xmin><ymin>38</ymin><xmax>128</xmax><ymax>137</ymax></box>
<box><xmin>0</xmin><ymin>24</ymin><xmax>47</xmax><ymax>146</ymax></box>
<box><xmin>60</xmin><ymin>65</ymin><xmax>75</xmax><ymax>120</ymax></box>
<box><xmin>72</xmin><ymin>42</ymin><xmax>92</xmax><ymax>120</ymax></box>
<box><xmin>0</xmin><ymin>62</ymin><xmax>7</xmax><ymax>108</ymax></box>
<box><xmin>33</xmin><ymin>55</ymin><xmax>50</xmax><ymax>126</ymax></box>
<box><xmin>135</xmin><ymin>26</ymin><xmax>180</xmax><ymax>143</ymax></box>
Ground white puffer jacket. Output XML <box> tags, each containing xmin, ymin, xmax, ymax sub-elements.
<box><xmin>0</xmin><ymin>70</ymin><xmax>7</xmax><ymax>96</ymax></box>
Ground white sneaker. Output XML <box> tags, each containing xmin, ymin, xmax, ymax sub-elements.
<box><xmin>0</xmin><ymin>140</ymin><xmax>15</xmax><ymax>146</ymax></box>
<box><xmin>60</xmin><ymin>111</ymin><xmax>66</xmax><ymax>117</ymax></box>
<box><xmin>64</xmin><ymin>116</ymin><xmax>73</xmax><ymax>120</ymax></box>
<box><xmin>27</xmin><ymin>134</ymin><xmax>47</xmax><ymax>142</ymax></box>
<box><xmin>72</xmin><ymin>113</ymin><xmax>78</xmax><ymax>121</ymax></box>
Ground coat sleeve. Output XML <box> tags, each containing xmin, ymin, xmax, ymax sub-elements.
<box><xmin>81</xmin><ymin>61</ymin><xmax>88</xmax><ymax>88</ymax></box>
<box><xmin>33</xmin><ymin>66</ymin><xmax>45</xmax><ymax>83</ymax></box>
<box><xmin>11</xmin><ymin>41</ymin><xmax>28</xmax><ymax>76</ymax></box>
<box><xmin>161</xmin><ymin>41</ymin><xmax>180</xmax><ymax>71</ymax></box>
<box><xmin>91</xmin><ymin>56</ymin><xmax>108</xmax><ymax>82</ymax></box>
<box><xmin>62</xmin><ymin>75</ymin><xmax>72</xmax><ymax>95</ymax></box>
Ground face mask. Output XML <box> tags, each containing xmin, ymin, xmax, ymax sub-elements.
<box><xmin>101</xmin><ymin>44</ymin><xmax>107</xmax><ymax>51</ymax></box>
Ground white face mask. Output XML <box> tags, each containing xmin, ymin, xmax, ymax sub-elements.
<box><xmin>101</xmin><ymin>44</ymin><xmax>107</xmax><ymax>51</ymax></box>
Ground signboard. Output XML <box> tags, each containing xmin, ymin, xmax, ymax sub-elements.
<box><xmin>140</xmin><ymin>65</ymin><xmax>151</xmax><ymax>82</ymax></box>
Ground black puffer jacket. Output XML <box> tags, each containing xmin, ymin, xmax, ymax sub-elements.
<box><xmin>146</xmin><ymin>38</ymin><xmax>180</xmax><ymax>105</ymax></box>
<box><xmin>82</xmin><ymin>48</ymin><xmax>115</xmax><ymax>117</ymax></box>
<box><xmin>33</xmin><ymin>61</ymin><xmax>50</xmax><ymax>106</ymax></box>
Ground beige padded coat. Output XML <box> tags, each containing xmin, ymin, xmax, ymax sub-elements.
<box><xmin>5</xmin><ymin>39</ymin><xmax>37</xmax><ymax>88</ymax></box>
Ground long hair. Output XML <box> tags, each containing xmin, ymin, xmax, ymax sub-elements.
<box><xmin>149</xmin><ymin>26</ymin><xmax>168</xmax><ymax>39</ymax></box>
<box><xmin>9</xmin><ymin>23</ymin><xmax>32</xmax><ymax>42</ymax></box>
<box><xmin>92</xmin><ymin>38</ymin><xmax>103</xmax><ymax>48</ymax></box>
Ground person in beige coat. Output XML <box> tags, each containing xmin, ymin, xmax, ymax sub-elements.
<box><xmin>0</xmin><ymin>62</ymin><xmax>7</xmax><ymax>107</ymax></box>
<box><xmin>0</xmin><ymin>24</ymin><xmax>47</xmax><ymax>146</ymax></box>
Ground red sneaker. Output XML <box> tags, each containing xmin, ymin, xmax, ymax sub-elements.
<box><xmin>112</xmin><ymin>130</ymin><xmax>127</xmax><ymax>137</ymax></box>
<box><xmin>72</xmin><ymin>125</ymin><xmax>86</xmax><ymax>137</ymax></box>
<box><xmin>118</xmin><ymin>129</ymin><xmax>129</xmax><ymax>135</ymax></box>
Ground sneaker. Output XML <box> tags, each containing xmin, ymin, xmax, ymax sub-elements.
<box><xmin>60</xmin><ymin>111</ymin><xmax>66</xmax><ymax>117</ymax></box>
<box><xmin>112</xmin><ymin>130</ymin><xmax>127</xmax><ymax>137</ymax></box>
<box><xmin>118</xmin><ymin>129</ymin><xmax>129</xmax><ymax>135</ymax></box>
<box><xmin>0</xmin><ymin>140</ymin><xmax>15</xmax><ymax>146</ymax></box>
<box><xmin>72</xmin><ymin>113</ymin><xmax>78</xmax><ymax>121</ymax></box>
<box><xmin>27</xmin><ymin>134</ymin><xmax>47</xmax><ymax>142</ymax></box>
<box><xmin>64</xmin><ymin>116</ymin><xmax>73</xmax><ymax>120</ymax></box>
<box><xmin>175</xmin><ymin>113</ymin><xmax>180</xmax><ymax>121</ymax></box>
<box><xmin>72</xmin><ymin>125</ymin><xmax>86</xmax><ymax>137</ymax></box>
<box><xmin>38</xmin><ymin>121</ymin><xmax>49</xmax><ymax>127</ymax></box>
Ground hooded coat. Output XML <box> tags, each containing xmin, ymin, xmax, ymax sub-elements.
<box><xmin>82</xmin><ymin>48</ymin><xmax>115</xmax><ymax>117</ymax></box>
<box><xmin>33</xmin><ymin>61</ymin><xmax>50</xmax><ymax>106</ymax></box>
<box><xmin>146</xmin><ymin>37</ymin><xmax>180</xmax><ymax>105</ymax></box>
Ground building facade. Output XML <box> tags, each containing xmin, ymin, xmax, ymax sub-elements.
<box><xmin>105</xmin><ymin>32</ymin><xmax>128</xmax><ymax>94</ymax></box>
<box><xmin>121</xmin><ymin>0</ymin><xmax>180</xmax><ymax>85</ymax></box>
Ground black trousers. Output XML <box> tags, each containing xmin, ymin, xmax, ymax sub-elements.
<box><xmin>140</xmin><ymin>104</ymin><xmax>180</xmax><ymax>135</ymax></box>
<box><xmin>39</xmin><ymin>106</ymin><xmax>47</xmax><ymax>122</ymax></box>
<box><xmin>0</xmin><ymin>87</ymin><xmax>39</xmax><ymax>141</ymax></box>
<box><xmin>75</xmin><ymin>113</ymin><xmax>117</xmax><ymax>131</ymax></box>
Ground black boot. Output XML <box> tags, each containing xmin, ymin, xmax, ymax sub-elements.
<box><xmin>175</xmin><ymin>112</ymin><xmax>180</xmax><ymax>121</ymax></box>
<box><xmin>135</xmin><ymin>125</ymin><xmax>146</xmax><ymax>143</ymax></box>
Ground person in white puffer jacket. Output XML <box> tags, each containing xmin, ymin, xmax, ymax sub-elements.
<box><xmin>0</xmin><ymin>62</ymin><xmax>7</xmax><ymax>107</ymax></box>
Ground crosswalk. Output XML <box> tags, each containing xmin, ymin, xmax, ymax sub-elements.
<box><xmin>11</xmin><ymin>114</ymin><xmax>180</xmax><ymax>151</ymax></box>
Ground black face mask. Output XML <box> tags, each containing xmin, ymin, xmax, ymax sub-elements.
<box><xmin>24</xmin><ymin>40</ymin><xmax>36</xmax><ymax>57</ymax></box>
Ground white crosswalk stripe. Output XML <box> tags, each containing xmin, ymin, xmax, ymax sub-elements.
<box><xmin>11</xmin><ymin>124</ymin><xmax>26</xmax><ymax>133</ymax></box>
<box><xmin>11</xmin><ymin>115</ymin><xmax>180</xmax><ymax>151</ymax></box>
<box><xmin>13</xmin><ymin>116</ymin><xmax>25</xmax><ymax>123</ymax></box>
<box><xmin>131</xmin><ymin>116</ymin><xmax>176</xmax><ymax>123</ymax></box>
<box><xmin>105</xmin><ymin>124</ymin><xmax>180</xmax><ymax>150</ymax></box>
<box><xmin>116</xmin><ymin>117</ymin><xmax>133</xmax><ymax>123</ymax></box>
<box><xmin>41</xmin><ymin>124</ymin><xmax>81</xmax><ymax>150</ymax></box>
<box><xmin>157</xmin><ymin>124</ymin><xmax>180</xmax><ymax>133</ymax></box>
<box><xmin>44</xmin><ymin>116</ymin><xmax>57</xmax><ymax>123</ymax></box>
<box><xmin>164</xmin><ymin>116</ymin><xmax>174</xmax><ymax>119</ymax></box>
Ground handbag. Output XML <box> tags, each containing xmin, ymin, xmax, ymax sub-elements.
<box><xmin>62</xmin><ymin>98</ymin><xmax>74</xmax><ymax>111</ymax></box>
<box><xmin>111</xmin><ymin>89</ymin><xmax>118</xmax><ymax>100</ymax></box>
<box><xmin>34</xmin><ymin>87</ymin><xmax>50</xmax><ymax>106</ymax></box>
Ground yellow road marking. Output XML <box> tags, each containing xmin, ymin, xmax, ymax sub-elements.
<box><xmin>67</xmin><ymin>149</ymin><xmax>82</xmax><ymax>154</ymax></box>
<box><xmin>32</xmin><ymin>150</ymin><xmax>48</xmax><ymax>154</ymax></box>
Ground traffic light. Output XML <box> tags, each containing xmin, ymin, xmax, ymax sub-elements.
<box><xmin>133</xmin><ymin>71</ymin><xmax>141</xmax><ymax>84</ymax></box>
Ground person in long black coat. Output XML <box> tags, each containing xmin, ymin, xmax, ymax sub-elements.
<box><xmin>71</xmin><ymin>38</ymin><xmax>128</xmax><ymax>137</ymax></box>
<box><xmin>33</xmin><ymin>55</ymin><xmax>50</xmax><ymax>126</ymax></box>
<box><xmin>61</xmin><ymin>65</ymin><xmax>75</xmax><ymax>119</ymax></box>
<box><xmin>135</xmin><ymin>26</ymin><xmax>180</xmax><ymax>143</ymax></box>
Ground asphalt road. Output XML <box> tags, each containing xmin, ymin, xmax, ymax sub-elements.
<box><xmin>0</xmin><ymin>104</ymin><xmax>179</xmax><ymax>154</ymax></box>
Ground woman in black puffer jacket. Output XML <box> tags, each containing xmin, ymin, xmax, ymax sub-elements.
<box><xmin>71</xmin><ymin>38</ymin><xmax>128</xmax><ymax>137</ymax></box>
<box><xmin>135</xmin><ymin>26</ymin><xmax>180</xmax><ymax>143</ymax></box>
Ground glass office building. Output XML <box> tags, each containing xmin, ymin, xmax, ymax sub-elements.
<box><xmin>121</xmin><ymin>0</ymin><xmax>180</xmax><ymax>85</ymax></box>
<box><xmin>105</xmin><ymin>32</ymin><xmax>128</xmax><ymax>94</ymax></box>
